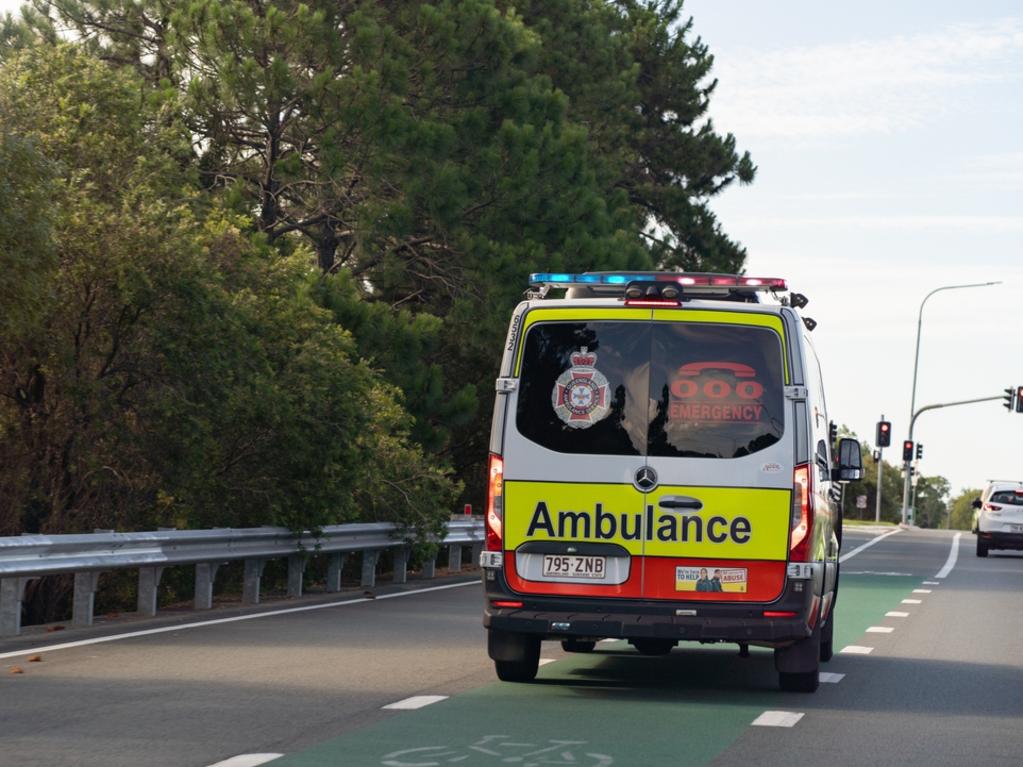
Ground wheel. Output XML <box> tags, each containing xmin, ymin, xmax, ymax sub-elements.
<box><xmin>977</xmin><ymin>537</ymin><xmax>989</xmax><ymax>557</ymax></box>
<box><xmin>561</xmin><ymin>639</ymin><xmax>596</xmax><ymax>653</ymax></box>
<box><xmin>630</xmin><ymin>638</ymin><xmax>676</xmax><ymax>656</ymax></box>
<box><xmin>819</xmin><ymin>609</ymin><xmax>834</xmax><ymax>663</ymax></box>
<box><xmin>488</xmin><ymin>629</ymin><xmax>540</xmax><ymax>683</ymax></box>
<box><xmin>775</xmin><ymin>615</ymin><xmax>821</xmax><ymax>693</ymax></box>
<box><xmin>495</xmin><ymin>656</ymin><xmax>540</xmax><ymax>682</ymax></box>
<box><xmin>779</xmin><ymin>669</ymin><xmax>820</xmax><ymax>693</ymax></box>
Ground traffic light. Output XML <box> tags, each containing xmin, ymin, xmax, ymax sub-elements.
<box><xmin>1004</xmin><ymin>387</ymin><xmax>1016</xmax><ymax>412</ymax></box>
<box><xmin>1017</xmin><ymin>386</ymin><xmax>1023</xmax><ymax>414</ymax></box>
<box><xmin>902</xmin><ymin>440</ymin><xmax>914</xmax><ymax>462</ymax></box>
<box><xmin>876</xmin><ymin>420</ymin><xmax>892</xmax><ymax>447</ymax></box>
<box><xmin>915</xmin><ymin>443</ymin><xmax>923</xmax><ymax>460</ymax></box>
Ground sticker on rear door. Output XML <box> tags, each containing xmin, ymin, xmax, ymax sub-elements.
<box><xmin>552</xmin><ymin>348</ymin><xmax>611</xmax><ymax>428</ymax></box>
<box><xmin>675</xmin><ymin>566</ymin><xmax>748</xmax><ymax>593</ymax></box>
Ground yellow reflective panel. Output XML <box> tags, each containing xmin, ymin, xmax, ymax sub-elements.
<box><xmin>504</xmin><ymin>480</ymin><xmax>792</xmax><ymax>561</ymax></box>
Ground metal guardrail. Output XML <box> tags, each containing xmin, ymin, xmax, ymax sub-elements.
<box><xmin>0</xmin><ymin>519</ymin><xmax>484</xmax><ymax>637</ymax></box>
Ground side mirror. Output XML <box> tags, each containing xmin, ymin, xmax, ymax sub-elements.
<box><xmin>832</xmin><ymin>437</ymin><xmax>863</xmax><ymax>482</ymax></box>
<box><xmin>971</xmin><ymin>498</ymin><xmax>983</xmax><ymax>510</ymax></box>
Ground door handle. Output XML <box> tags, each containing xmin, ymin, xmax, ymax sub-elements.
<box><xmin>657</xmin><ymin>496</ymin><xmax>703</xmax><ymax>511</ymax></box>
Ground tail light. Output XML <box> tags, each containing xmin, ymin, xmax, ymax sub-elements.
<box><xmin>485</xmin><ymin>454</ymin><xmax>504</xmax><ymax>551</ymax></box>
<box><xmin>983</xmin><ymin>503</ymin><xmax>1003</xmax><ymax>513</ymax></box>
<box><xmin>790</xmin><ymin>464</ymin><xmax>812</xmax><ymax>562</ymax></box>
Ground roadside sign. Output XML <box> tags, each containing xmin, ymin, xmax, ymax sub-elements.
<box><xmin>856</xmin><ymin>495</ymin><xmax>867</xmax><ymax>509</ymax></box>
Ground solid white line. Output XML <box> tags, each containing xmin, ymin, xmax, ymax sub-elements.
<box><xmin>886</xmin><ymin>611</ymin><xmax>910</xmax><ymax>618</ymax></box>
<box><xmin>819</xmin><ymin>672</ymin><xmax>845</xmax><ymax>684</ymax></box>
<box><xmin>539</xmin><ymin>658</ymin><xmax>557</xmax><ymax>666</ymax></box>
<box><xmin>866</xmin><ymin>626</ymin><xmax>894</xmax><ymax>634</ymax></box>
<box><xmin>206</xmin><ymin>755</ymin><xmax>283</xmax><ymax>767</ymax></box>
<box><xmin>382</xmin><ymin>695</ymin><xmax>448</xmax><ymax>711</ymax></box>
<box><xmin>840</xmin><ymin>645</ymin><xmax>874</xmax><ymax>655</ymax></box>
<box><xmin>912</xmin><ymin>589</ymin><xmax>932</xmax><ymax>594</ymax></box>
<box><xmin>901</xmin><ymin>599</ymin><xmax>922</xmax><ymax>605</ymax></box>
<box><xmin>839</xmin><ymin>528</ymin><xmax>901</xmax><ymax>563</ymax></box>
<box><xmin>0</xmin><ymin>581</ymin><xmax>478</xmax><ymax>661</ymax></box>
<box><xmin>935</xmin><ymin>533</ymin><xmax>962</xmax><ymax>579</ymax></box>
<box><xmin>752</xmin><ymin>711</ymin><xmax>804</xmax><ymax>727</ymax></box>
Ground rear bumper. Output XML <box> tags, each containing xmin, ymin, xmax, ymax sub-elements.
<box><xmin>482</xmin><ymin>569</ymin><xmax>819</xmax><ymax>645</ymax></box>
<box><xmin>978</xmin><ymin>530</ymin><xmax>1023</xmax><ymax>550</ymax></box>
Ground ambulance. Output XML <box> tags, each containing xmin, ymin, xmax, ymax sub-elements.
<box><xmin>479</xmin><ymin>272</ymin><xmax>863</xmax><ymax>692</ymax></box>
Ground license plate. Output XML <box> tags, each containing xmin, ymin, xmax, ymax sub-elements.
<box><xmin>542</xmin><ymin>554</ymin><xmax>606</xmax><ymax>579</ymax></box>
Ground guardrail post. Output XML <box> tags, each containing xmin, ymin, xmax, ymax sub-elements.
<box><xmin>243</xmin><ymin>559</ymin><xmax>266</xmax><ymax>605</ymax></box>
<box><xmin>325</xmin><ymin>553</ymin><xmax>345</xmax><ymax>593</ymax></box>
<box><xmin>1</xmin><ymin>577</ymin><xmax>32</xmax><ymax>637</ymax></box>
<box><xmin>361</xmin><ymin>550</ymin><xmax>379</xmax><ymax>588</ymax></box>
<box><xmin>448</xmin><ymin>543</ymin><xmax>463</xmax><ymax>573</ymax></box>
<box><xmin>421</xmin><ymin>554</ymin><xmax>437</xmax><ymax>579</ymax></box>
<box><xmin>470</xmin><ymin>541</ymin><xmax>483</xmax><ymax>567</ymax></box>
<box><xmin>73</xmin><ymin>571</ymin><xmax>100</xmax><ymax>627</ymax></box>
<box><xmin>136</xmin><ymin>566</ymin><xmax>166</xmax><ymax>617</ymax></box>
<box><xmin>392</xmin><ymin>547</ymin><xmax>409</xmax><ymax>584</ymax></box>
<box><xmin>287</xmin><ymin>554</ymin><xmax>306</xmax><ymax>598</ymax></box>
<box><xmin>194</xmin><ymin>562</ymin><xmax>221</xmax><ymax>610</ymax></box>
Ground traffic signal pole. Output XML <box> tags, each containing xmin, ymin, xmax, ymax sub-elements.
<box><xmin>875</xmin><ymin>414</ymin><xmax>885</xmax><ymax>523</ymax></box>
<box><xmin>900</xmin><ymin>394</ymin><xmax>1004</xmax><ymax>525</ymax></box>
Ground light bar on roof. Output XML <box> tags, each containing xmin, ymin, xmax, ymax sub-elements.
<box><xmin>529</xmin><ymin>272</ymin><xmax>788</xmax><ymax>291</ymax></box>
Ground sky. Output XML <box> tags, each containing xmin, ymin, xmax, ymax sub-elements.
<box><xmin>684</xmin><ymin>0</ymin><xmax>1023</xmax><ymax>498</ymax></box>
<box><xmin>1</xmin><ymin>0</ymin><xmax>1020</xmax><ymax>499</ymax></box>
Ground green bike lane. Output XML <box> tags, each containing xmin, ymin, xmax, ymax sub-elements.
<box><xmin>271</xmin><ymin>569</ymin><xmax>920</xmax><ymax>766</ymax></box>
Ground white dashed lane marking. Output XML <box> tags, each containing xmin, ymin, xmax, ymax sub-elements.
<box><xmin>841</xmin><ymin>646</ymin><xmax>874</xmax><ymax>655</ymax></box>
<box><xmin>539</xmin><ymin>658</ymin><xmax>557</xmax><ymax>666</ymax></box>
<box><xmin>866</xmin><ymin>626</ymin><xmax>894</xmax><ymax>633</ymax></box>
<box><xmin>886</xmin><ymin>611</ymin><xmax>910</xmax><ymax>617</ymax></box>
<box><xmin>382</xmin><ymin>695</ymin><xmax>448</xmax><ymax>710</ymax></box>
<box><xmin>935</xmin><ymin>533</ymin><xmax>962</xmax><ymax>579</ymax></box>
<box><xmin>912</xmin><ymin>589</ymin><xmax>932</xmax><ymax>594</ymax></box>
<box><xmin>819</xmin><ymin>672</ymin><xmax>845</xmax><ymax>684</ymax></box>
<box><xmin>902</xmin><ymin>599</ymin><xmax>922</xmax><ymax>605</ymax></box>
<box><xmin>922</xmin><ymin>581</ymin><xmax>940</xmax><ymax>585</ymax></box>
<box><xmin>206</xmin><ymin>756</ymin><xmax>283</xmax><ymax>767</ymax></box>
<box><xmin>752</xmin><ymin>711</ymin><xmax>805</xmax><ymax>727</ymax></box>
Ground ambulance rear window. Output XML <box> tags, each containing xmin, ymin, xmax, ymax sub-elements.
<box><xmin>516</xmin><ymin>321</ymin><xmax>785</xmax><ymax>458</ymax></box>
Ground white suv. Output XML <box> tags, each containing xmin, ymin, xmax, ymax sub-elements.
<box><xmin>974</xmin><ymin>481</ymin><xmax>1023</xmax><ymax>557</ymax></box>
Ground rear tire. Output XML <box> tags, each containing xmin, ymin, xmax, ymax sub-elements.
<box><xmin>495</xmin><ymin>656</ymin><xmax>540</xmax><ymax>682</ymax></box>
<box><xmin>561</xmin><ymin>639</ymin><xmax>596</xmax><ymax>653</ymax></box>
<box><xmin>819</xmin><ymin>610</ymin><xmax>834</xmax><ymax>663</ymax></box>
<box><xmin>630</xmin><ymin>638</ymin><xmax>676</xmax><ymax>656</ymax></box>
<box><xmin>775</xmin><ymin>616</ymin><xmax>821</xmax><ymax>693</ymax></box>
<box><xmin>977</xmin><ymin>537</ymin><xmax>989</xmax><ymax>557</ymax></box>
<box><xmin>488</xmin><ymin>630</ymin><xmax>540</xmax><ymax>683</ymax></box>
<box><xmin>779</xmin><ymin>669</ymin><xmax>820</xmax><ymax>693</ymax></box>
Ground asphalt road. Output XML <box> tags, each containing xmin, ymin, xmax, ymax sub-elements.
<box><xmin>2</xmin><ymin>526</ymin><xmax>1021</xmax><ymax>767</ymax></box>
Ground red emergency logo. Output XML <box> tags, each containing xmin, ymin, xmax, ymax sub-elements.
<box><xmin>669</xmin><ymin>361</ymin><xmax>766</xmax><ymax>423</ymax></box>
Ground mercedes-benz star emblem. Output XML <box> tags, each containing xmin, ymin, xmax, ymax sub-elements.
<box><xmin>634</xmin><ymin>466</ymin><xmax>658</xmax><ymax>491</ymax></box>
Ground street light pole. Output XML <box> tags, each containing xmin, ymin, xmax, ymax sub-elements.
<box><xmin>902</xmin><ymin>282</ymin><xmax>1000</xmax><ymax>525</ymax></box>
<box><xmin>900</xmin><ymin>395</ymin><xmax>1003</xmax><ymax>524</ymax></box>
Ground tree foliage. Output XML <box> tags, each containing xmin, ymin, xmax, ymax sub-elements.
<box><xmin>1</xmin><ymin>1</ymin><xmax>752</xmax><ymax>534</ymax></box>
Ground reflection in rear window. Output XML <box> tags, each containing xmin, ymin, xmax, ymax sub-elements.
<box><xmin>516</xmin><ymin>321</ymin><xmax>785</xmax><ymax>458</ymax></box>
<box><xmin>991</xmin><ymin>491</ymin><xmax>1023</xmax><ymax>505</ymax></box>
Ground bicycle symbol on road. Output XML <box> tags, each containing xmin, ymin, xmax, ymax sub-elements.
<box><xmin>381</xmin><ymin>734</ymin><xmax>615</xmax><ymax>766</ymax></box>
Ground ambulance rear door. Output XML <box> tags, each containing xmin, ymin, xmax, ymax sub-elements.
<box><xmin>639</xmin><ymin>309</ymin><xmax>794</xmax><ymax>603</ymax></box>
<box><xmin>500</xmin><ymin>308</ymin><xmax>653</xmax><ymax>599</ymax></box>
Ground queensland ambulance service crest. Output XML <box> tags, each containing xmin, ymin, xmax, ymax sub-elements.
<box><xmin>552</xmin><ymin>348</ymin><xmax>611</xmax><ymax>428</ymax></box>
